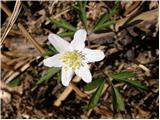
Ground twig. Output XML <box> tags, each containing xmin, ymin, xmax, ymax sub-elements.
<box><xmin>17</xmin><ymin>23</ymin><xmax>44</xmax><ymax>53</ymax></box>
<box><xmin>70</xmin><ymin>82</ymin><xmax>87</xmax><ymax>98</ymax></box>
<box><xmin>54</xmin><ymin>85</ymin><xmax>73</xmax><ymax>107</ymax></box>
<box><xmin>54</xmin><ymin>75</ymin><xmax>82</xmax><ymax>107</ymax></box>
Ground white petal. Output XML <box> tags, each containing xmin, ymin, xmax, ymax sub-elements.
<box><xmin>71</xmin><ymin>29</ymin><xmax>87</xmax><ymax>51</ymax></box>
<box><xmin>83</xmin><ymin>48</ymin><xmax>105</xmax><ymax>63</ymax></box>
<box><xmin>43</xmin><ymin>54</ymin><xmax>63</xmax><ymax>67</ymax></box>
<box><xmin>61</xmin><ymin>67</ymin><xmax>74</xmax><ymax>86</ymax></box>
<box><xmin>48</xmin><ymin>33</ymin><xmax>71</xmax><ymax>53</ymax></box>
<box><xmin>75</xmin><ymin>65</ymin><xmax>92</xmax><ymax>83</ymax></box>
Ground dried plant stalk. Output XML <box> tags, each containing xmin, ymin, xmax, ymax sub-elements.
<box><xmin>1</xmin><ymin>0</ymin><xmax>21</xmax><ymax>45</ymax></box>
<box><xmin>1</xmin><ymin>2</ymin><xmax>44</xmax><ymax>53</ymax></box>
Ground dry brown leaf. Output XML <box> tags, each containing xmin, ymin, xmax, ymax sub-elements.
<box><xmin>115</xmin><ymin>8</ymin><xmax>158</xmax><ymax>31</ymax></box>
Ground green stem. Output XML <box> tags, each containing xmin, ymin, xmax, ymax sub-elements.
<box><xmin>93</xmin><ymin>64</ymin><xmax>112</xmax><ymax>86</ymax></box>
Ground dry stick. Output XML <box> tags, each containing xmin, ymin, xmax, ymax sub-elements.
<box><xmin>54</xmin><ymin>74</ymin><xmax>82</xmax><ymax>107</ymax></box>
<box><xmin>1</xmin><ymin>2</ymin><xmax>44</xmax><ymax>53</ymax></box>
<box><xmin>0</xmin><ymin>0</ymin><xmax>21</xmax><ymax>45</ymax></box>
<box><xmin>70</xmin><ymin>82</ymin><xmax>87</xmax><ymax>98</ymax></box>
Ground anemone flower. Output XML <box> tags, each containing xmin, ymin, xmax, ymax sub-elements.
<box><xmin>44</xmin><ymin>29</ymin><xmax>105</xmax><ymax>86</ymax></box>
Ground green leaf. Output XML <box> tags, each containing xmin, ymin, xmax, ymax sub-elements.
<box><xmin>111</xmin><ymin>85</ymin><xmax>125</xmax><ymax>112</ymax></box>
<box><xmin>84</xmin><ymin>77</ymin><xmax>104</xmax><ymax>91</ymax></box>
<box><xmin>47</xmin><ymin>44</ymin><xmax>57</xmax><ymax>52</ymax></box>
<box><xmin>116</xmin><ymin>79</ymin><xmax>148</xmax><ymax>91</ymax></box>
<box><xmin>93</xmin><ymin>20</ymin><xmax>116</xmax><ymax>32</ymax></box>
<box><xmin>50</xmin><ymin>19</ymin><xmax>77</xmax><ymax>32</ymax></box>
<box><xmin>7</xmin><ymin>78</ymin><xmax>20</xmax><ymax>87</ymax></box>
<box><xmin>40</xmin><ymin>50</ymin><xmax>55</xmax><ymax>57</ymax></box>
<box><xmin>112</xmin><ymin>71</ymin><xmax>136</xmax><ymax>80</ymax></box>
<box><xmin>92</xmin><ymin>1</ymin><xmax>119</xmax><ymax>32</ymax></box>
<box><xmin>93</xmin><ymin>13</ymin><xmax>110</xmax><ymax>31</ymax></box>
<box><xmin>88</xmin><ymin>79</ymin><xmax>105</xmax><ymax>108</ymax></box>
<box><xmin>58</xmin><ymin>31</ymin><xmax>75</xmax><ymax>38</ymax></box>
<box><xmin>37</xmin><ymin>67</ymin><xmax>60</xmax><ymax>85</ymax></box>
<box><xmin>40</xmin><ymin>44</ymin><xmax>57</xmax><ymax>57</ymax></box>
<box><xmin>74</xmin><ymin>1</ymin><xmax>87</xmax><ymax>29</ymax></box>
<box><xmin>109</xmin><ymin>1</ymin><xmax>120</xmax><ymax>17</ymax></box>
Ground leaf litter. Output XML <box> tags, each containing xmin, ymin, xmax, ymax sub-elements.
<box><xmin>1</xmin><ymin>1</ymin><xmax>159</xmax><ymax>119</ymax></box>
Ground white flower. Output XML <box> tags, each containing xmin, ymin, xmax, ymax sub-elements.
<box><xmin>43</xmin><ymin>29</ymin><xmax>105</xmax><ymax>86</ymax></box>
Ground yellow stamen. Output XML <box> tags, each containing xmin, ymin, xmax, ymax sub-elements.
<box><xmin>60</xmin><ymin>50</ymin><xmax>85</xmax><ymax>70</ymax></box>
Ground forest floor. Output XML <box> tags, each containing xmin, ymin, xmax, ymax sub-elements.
<box><xmin>1</xmin><ymin>1</ymin><xmax>159</xmax><ymax>119</ymax></box>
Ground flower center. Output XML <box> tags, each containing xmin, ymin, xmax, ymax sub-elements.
<box><xmin>61</xmin><ymin>50</ymin><xmax>85</xmax><ymax>70</ymax></box>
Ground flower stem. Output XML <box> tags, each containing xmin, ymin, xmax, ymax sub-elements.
<box><xmin>93</xmin><ymin>64</ymin><xmax>112</xmax><ymax>86</ymax></box>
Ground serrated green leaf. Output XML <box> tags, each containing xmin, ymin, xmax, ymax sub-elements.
<box><xmin>117</xmin><ymin>79</ymin><xmax>148</xmax><ymax>91</ymax></box>
<box><xmin>84</xmin><ymin>77</ymin><xmax>104</xmax><ymax>91</ymax></box>
<box><xmin>112</xmin><ymin>71</ymin><xmax>136</xmax><ymax>80</ymax></box>
<box><xmin>7</xmin><ymin>78</ymin><xmax>20</xmax><ymax>87</ymax></box>
<box><xmin>88</xmin><ymin>79</ymin><xmax>105</xmax><ymax>108</ymax></box>
<box><xmin>111</xmin><ymin>85</ymin><xmax>125</xmax><ymax>112</ymax></box>
<box><xmin>50</xmin><ymin>19</ymin><xmax>77</xmax><ymax>32</ymax></box>
<box><xmin>37</xmin><ymin>67</ymin><xmax>60</xmax><ymax>85</ymax></box>
<box><xmin>58</xmin><ymin>31</ymin><xmax>75</xmax><ymax>38</ymax></box>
